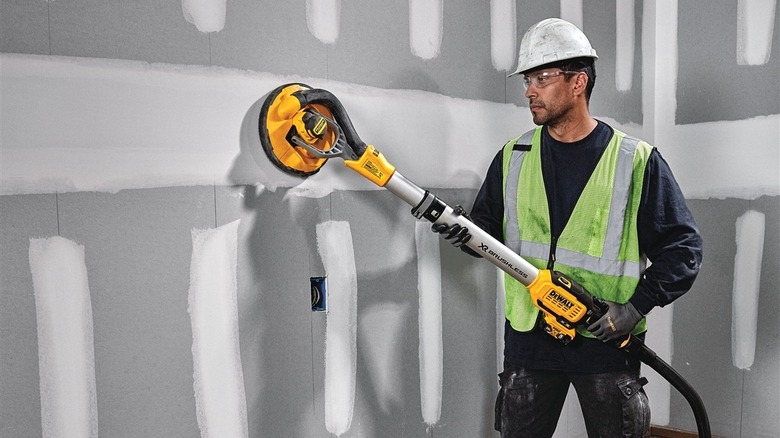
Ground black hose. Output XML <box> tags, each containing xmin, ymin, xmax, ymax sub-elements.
<box><xmin>624</xmin><ymin>339</ymin><xmax>711</xmax><ymax>437</ymax></box>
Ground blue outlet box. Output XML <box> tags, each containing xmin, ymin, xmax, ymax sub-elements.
<box><xmin>310</xmin><ymin>276</ymin><xmax>327</xmax><ymax>312</ymax></box>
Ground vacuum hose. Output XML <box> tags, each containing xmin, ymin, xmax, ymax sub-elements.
<box><xmin>624</xmin><ymin>340</ymin><xmax>711</xmax><ymax>437</ymax></box>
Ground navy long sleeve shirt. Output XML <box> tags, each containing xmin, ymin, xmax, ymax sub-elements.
<box><xmin>468</xmin><ymin>121</ymin><xmax>703</xmax><ymax>372</ymax></box>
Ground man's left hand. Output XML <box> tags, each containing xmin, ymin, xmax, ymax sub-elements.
<box><xmin>587</xmin><ymin>301</ymin><xmax>643</xmax><ymax>342</ymax></box>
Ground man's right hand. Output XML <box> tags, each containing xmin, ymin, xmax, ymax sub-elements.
<box><xmin>431</xmin><ymin>223</ymin><xmax>472</xmax><ymax>247</ymax></box>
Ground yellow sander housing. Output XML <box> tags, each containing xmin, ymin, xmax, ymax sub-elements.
<box><xmin>258</xmin><ymin>83</ymin><xmax>336</xmax><ymax>176</ymax></box>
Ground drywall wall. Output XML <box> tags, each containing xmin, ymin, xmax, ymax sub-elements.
<box><xmin>1</xmin><ymin>0</ymin><xmax>778</xmax><ymax>437</ymax></box>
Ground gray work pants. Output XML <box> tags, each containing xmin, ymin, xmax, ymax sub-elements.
<box><xmin>495</xmin><ymin>365</ymin><xmax>651</xmax><ymax>437</ymax></box>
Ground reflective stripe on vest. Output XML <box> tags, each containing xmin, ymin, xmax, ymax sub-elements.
<box><xmin>501</xmin><ymin>127</ymin><xmax>653</xmax><ymax>335</ymax></box>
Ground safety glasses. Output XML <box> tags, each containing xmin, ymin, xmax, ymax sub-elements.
<box><xmin>523</xmin><ymin>70</ymin><xmax>580</xmax><ymax>90</ymax></box>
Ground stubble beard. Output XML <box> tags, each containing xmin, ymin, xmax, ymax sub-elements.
<box><xmin>530</xmin><ymin>98</ymin><xmax>574</xmax><ymax>129</ymax></box>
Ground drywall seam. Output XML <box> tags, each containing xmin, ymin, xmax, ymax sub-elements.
<box><xmin>616</xmin><ymin>0</ymin><xmax>635</xmax><ymax>92</ymax></box>
<box><xmin>306</xmin><ymin>0</ymin><xmax>340</xmax><ymax>45</ymax></box>
<box><xmin>415</xmin><ymin>221</ymin><xmax>443</xmax><ymax>426</ymax></box>
<box><xmin>181</xmin><ymin>0</ymin><xmax>226</xmax><ymax>33</ymax></box>
<box><xmin>559</xmin><ymin>0</ymin><xmax>583</xmax><ymax>30</ymax></box>
<box><xmin>732</xmin><ymin>210</ymin><xmax>765</xmax><ymax>369</ymax></box>
<box><xmin>29</xmin><ymin>237</ymin><xmax>98</xmax><ymax>438</ymax></box>
<box><xmin>188</xmin><ymin>220</ymin><xmax>248</xmax><ymax>438</ymax></box>
<box><xmin>409</xmin><ymin>0</ymin><xmax>442</xmax><ymax>59</ymax></box>
<box><xmin>490</xmin><ymin>0</ymin><xmax>516</xmax><ymax>71</ymax></box>
<box><xmin>496</xmin><ymin>269</ymin><xmax>505</xmax><ymax>375</ymax></box>
<box><xmin>0</xmin><ymin>53</ymin><xmax>529</xmax><ymax>196</ymax></box>
<box><xmin>317</xmin><ymin>221</ymin><xmax>358</xmax><ymax>436</ymax></box>
<box><xmin>737</xmin><ymin>0</ymin><xmax>776</xmax><ymax>65</ymax></box>
<box><xmin>2</xmin><ymin>53</ymin><xmax>776</xmax><ymax>198</ymax></box>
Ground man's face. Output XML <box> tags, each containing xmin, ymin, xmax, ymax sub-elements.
<box><xmin>523</xmin><ymin>68</ymin><xmax>577</xmax><ymax>126</ymax></box>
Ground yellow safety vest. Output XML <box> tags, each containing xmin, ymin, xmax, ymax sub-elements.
<box><xmin>501</xmin><ymin>127</ymin><xmax>653</xmax><ymax>337</ymax></box>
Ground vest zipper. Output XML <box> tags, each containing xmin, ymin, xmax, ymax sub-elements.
<box><xmin>547</xmin><ymin>235</ymin><xmax>558</xmax><ymax>270</ymax></box>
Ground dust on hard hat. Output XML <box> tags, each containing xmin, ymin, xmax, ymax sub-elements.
<box><xmin>508</xmin><ymin>18</ymin><xmax>598</xmax><ymax>77</ymax></box>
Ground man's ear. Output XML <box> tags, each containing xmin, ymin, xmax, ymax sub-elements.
<box><xmin>572</xmin><ymin>73</ymin><xmax>587</xmax><ymax>97</ymax></box>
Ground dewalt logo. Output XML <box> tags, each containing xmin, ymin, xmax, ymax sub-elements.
<box><xmin>312</xmin><ymin>118</ymin><xmax>328</xmax><ymax>137</ymax></box>
<box><xmin>547</xmin><ymin>289</ymin><xmax>574</xmax><ymax>311</ymax></box>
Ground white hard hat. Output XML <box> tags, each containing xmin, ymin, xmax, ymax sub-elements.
<box><xmin>508</xmin><ymin>18</ymin><xmax>598</xmax><ymax>77</ymax></box>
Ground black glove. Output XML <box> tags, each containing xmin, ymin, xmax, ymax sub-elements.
<box><xmin>587</xmin><ymin>301</ymin><xmax>643</xmax><ymax>342</ymax></box>
<box><xmin>432</xmin><ymin>222</ymin><xmax>472</xmax><ymax>248</ymax></box>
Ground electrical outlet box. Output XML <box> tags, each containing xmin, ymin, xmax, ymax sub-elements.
<box><xmin>310</xmin><ymin>276</ymin><xmax>327</xmax><ymax>312</ymax></box>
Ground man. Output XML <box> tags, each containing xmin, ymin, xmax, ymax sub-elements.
<box><xmin>434</xmin><ymin>18</ymin><xmax>703</xmax><ymax>437</ymax></box>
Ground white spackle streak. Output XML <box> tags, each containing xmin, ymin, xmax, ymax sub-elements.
<box><xmin>642</xmin><ymin>304</ymin><xmax>673</xmax><ymax>424</ymax></box>
<box><xmin>188</xmin><ymin>220</ymin><xmax>248</xmax><ymax>438</ymax></box>
<box><xmin>496</xmin><ymin>270</ymin><xmax>505</xmax><ymax>374</ymax></box>
<box><xmin>4</xmin><ymin>54</ymin><xmax>776</xmax><ymax>199</ymax></box>
<box><xmin>306</xmin><ymin>0</ymin><xmax>341</xmax><ymax>44</ymax></box>
<box><xmin>490</xmin><ymin>0</ymin><xmax>516</xmax><ymax>71</ymax></box>
<box><xmin>0</xmin><ymin>54</ymin><xmax>531</xmax><ymax>196</ymax></box>
<box><xmin>409</xmin><ymin>0</ymin><xmax>442</xmax><ymax>60</ymax></box>
<box><xmin>317</xmin><ymin>221</ymin><xmax>358</xmax><ymax>436</ymax></box>
<box><xmin>29</xmin><ymin>237</ymin><xmax>98</xmax><ymax>438</ymax></box>
<box><xmin>615</xmin><ymin>0</ymin><xmax>635</xmax><ymax>92</ymax></box>
<box><xmin>732</xmin><ymin>210</ymin><xmax>765</xmax><ymax>369</ymax></box>
<box><xmin>559</xmin><ymin>0</ymin><xmax>583</xmax><ymax>29</ymax></box>
<box><xmin>181</xmin><ymin>0</ymin><xmax>226</xmax><ymax>33</ymax></box>
<box><xmin>359</xmin><ymin>303</ymin><xmax>409</xmax><ymax>413</ymax></box>
<box><xmin>737</xmin><ymin>0</ymin><xmax>776</xmax><ymax>65</ymax></box>
<box><xmin>415</xmin><ymin>222</ymin><xmax>443</xmax><ymax>425</ymax></box>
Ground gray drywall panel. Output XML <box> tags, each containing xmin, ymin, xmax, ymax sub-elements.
<box><xmin>330</xmin><ymin>188</ymin><xmax>500</xmax><ymax>437</ymax></box>
<box><xmin>584</xmin><ymin>0</ymin><xmax>643</xmax><ymax>125</ymax></box>
<box><xmin>2</xmin><ymin>0</ymin><xmax>646</xmax><ymax>110</ymax></box>
<box><xmin>0</xmin><ymin>0</ymin><xmax>50</xmax><ymax>55</ymax></box>
<box><xmin>328</xmin><ymin>0</ymin><xmax>504</xmax><ymax>102</ymax></box>
<box><xmin>324</xmin><ymin>188</ymin><xmax>499</xmax><ymax>437</ymax></box>
<box><xmin>331</xmin><ymin>189</ymin><xmax>427</xmax><ymax>437</ymax></box>
<box><xmin>673</xmin><ymin>196</ymin><xmax>780</xmax><ymax>437</ymax></box>
<box><xmin>671</xmin><ymin>197</ymin><xmax>746</xmax><ymax>436</ymax></box>
<box><xmin>436</xmin><ymin>189</ymin><xmax>500</xmax><ymax>438</ymax></box>
<box><xmin>677</xmin><ymin>0</ymin><xmax>780</xmax><ymax>123</ymax></box>
<box><xmin>740</xmin><ymin>196</ymin><xmax>780</xmax><ymax>437</ymax></box>
<box><xmin>326</xmin><ymin>1</ymin><xmax>424</xmax><ymax>93</ymax></box>
<box><xmin>216</xmin><ymin>185</ymin><xmax>327</xmax><ymax>438</ymax></box>
<box><xmin>0</xmin><ymin>194</ymin><xmax>57</xmax><ymax>437</ymax></box>
<box><xmin>440</xmin><ymin>0</ymin><xmax>506</xmax><ymax>102</ymax></box>
<box><xmin>209</xmin><ymin>0</ymin><xmax>328</xmax><ymax>79</ymax></box>
<box><xmin>47</xmin><ymin>0</ymin><xmax>210</xmax><ymax>64</ymax></box>
<box><xmin>506</xmin><ymin>2</ymin><xmax>560</xmax><ymax>105</ymax></box>
<box><xmin>56</xmin><ymin>187</ymin><xmax>214</xmax><ymax>437</ymax></box>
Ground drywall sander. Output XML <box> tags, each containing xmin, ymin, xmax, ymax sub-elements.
<box><xmin>257</xmin><ymin>83</ymin><xmax>711</xmax><ymax>437</ymax></box>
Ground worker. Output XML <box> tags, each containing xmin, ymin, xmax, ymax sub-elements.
<box><xmin>433</xmin><ymin>17</ymin><xmax>703</xmax><ymax>437</ymax></box>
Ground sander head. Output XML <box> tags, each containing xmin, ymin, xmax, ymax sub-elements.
<box><xmin>258</xmin><ymin>83</ymin><xmax>337</xmax><ymax>177</ymax></box>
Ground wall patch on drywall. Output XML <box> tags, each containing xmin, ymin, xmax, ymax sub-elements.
<box><xmin>181</xmin><ymin>0</ymin><xmax>226</xmax><ymax>33</ymax></box>
<box><xmin>409</xmin><ymin>0</ymin><xmax>443</xmax><ymax>59</ymax></box>
<box><xmin>737</xmin><ymin>0</ymin><xmax>776</xmax><ymax>65</ymax></box>
<box><xmin>306</xmin><ymin>0</ymin><xmax>341</xmax><ymax>44</ymax></box>
<box><xmin>188</xmin><ymin>220</ymin><xmax>248</xmax><ymax>438</ymax></box>
<box><xmin>490</xmin><ymin>0</ymin><xmax>516</xmax><ymax>71</ymax></box>
<box><xmin>415</xmin><ymin>221</ymin><xmax>443</xmax><ymax>426</ymax></box>
<box><xmin>615</xmin><ymin>0</ymin><xmax>636</xmax><ymax>92</ymax></box>
<box><xmin>732</xmin><ymin>210</ymin><xmax>766</xmax><ymax>369</ymax></box>
<box><xmin>317</xmin><ymin>220</ymin><xmax>358</xmax><ymax>436</ymax></box>
<box><xmin>29</xmin><ymin>237</ymin><xmax>98</xmax><ymax>438</ymax></box>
